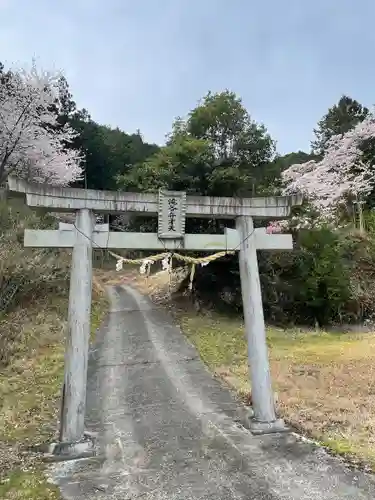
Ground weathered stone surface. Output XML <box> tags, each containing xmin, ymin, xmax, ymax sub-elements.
<box><xmin>7</xmin><ymin>175</ymin><xmax>302</xmax><ymax>218</ymax></box>
<box><xmin>49</xmin><ymin>286</ymin><xmax>375</xmax><ymax>499</ymax></box>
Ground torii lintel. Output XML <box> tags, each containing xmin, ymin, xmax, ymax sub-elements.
<box><xmin>7</xmin><ymin>176</ymin><xmax>303</xmax><ymax>219</ymax></box>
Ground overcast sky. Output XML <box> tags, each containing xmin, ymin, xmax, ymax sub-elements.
<box><xmin>1</xmin><ymin>0</ymin><xmax>374</xmax><ymax>154</ymax></box>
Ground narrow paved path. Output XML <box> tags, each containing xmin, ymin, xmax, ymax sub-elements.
<box><xmin>51</xmin><ymin>285</ymin><xmax>375</xmax><ymax>499</ymax></box>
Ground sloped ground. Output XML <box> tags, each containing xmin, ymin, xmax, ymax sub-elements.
<box><xmin>50</xmin><ymin>285</ymin><xmax>375</xmax><ymax>499</ymax></box>
<box><xmin>0</xmin><ymin>287</ymin><xmax>108</xmax><ymax>499</ymax></box>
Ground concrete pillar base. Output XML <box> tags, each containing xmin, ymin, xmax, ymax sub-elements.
<box><xmin>30</xmin><ymin>433</ymin><xmax>97</xmax><ymax>463</ymax></box>
<box><xmin>249</xmin><ymin>418</ymin><xmax>290</xmax><ymax>435</ymax></box>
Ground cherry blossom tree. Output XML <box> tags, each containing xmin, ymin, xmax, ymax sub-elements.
<box><xmin>281</xmin><ymin>113</ymin><xmax>375</xmax><ymax>222</ymax></box>
<box><xmin>265</xmin><ymin>113</ymin><xmax>375</xmax><ymax>234</ymax></box>
<box><xmin>0</xmin><ymin>62</ymin><xmax>83</xmax><ymax>186</ymax></box>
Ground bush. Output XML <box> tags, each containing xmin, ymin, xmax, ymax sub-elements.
<box><xmin>188</xmin><ymin>227</ymin><xmax>375</xmax><ymax>327</ymax></box>
<box><xmin>259</xmin><ymin>229</ymin><xmax>352</xmax><ymax>326</ymax></box>
<box><xmin>0</xmin><ymin>201</ymin><xmax>70</xmax><ymax>365</ymax></box>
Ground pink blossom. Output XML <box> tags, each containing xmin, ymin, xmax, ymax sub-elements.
<box><xmin>266</xmin><ymin>221</ymin><xmax>283</xmax><ymax>234</ymax></box>
<box><xmin>0</xmin><ymin>61</ymin><xmax>83</xmax><ymax>185</ymax></box>
<box><xmin>281</xmin><ymin>113</ymin><xmax>375</xmax><ymax>222</ymax></box>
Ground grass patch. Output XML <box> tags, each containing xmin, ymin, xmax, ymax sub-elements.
<box><xmin>0</xmin><ymin>289</ymin><xmax>108</xmax><ymax>499</ymax></box>
<box><xmin>0</xmin><ymin>470</ymin><xmax>61</xmax><ymax>500</ymax></box>
<box><xmin>181</xmin><ymin>312</ymin><xmax>375</xmax><ymax>470</ymax></box>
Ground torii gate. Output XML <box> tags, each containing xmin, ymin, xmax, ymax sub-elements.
<box><xmin>7</xmin><ymin>176</ymin><xmax>302</xmax><ymax>444</ymax></box>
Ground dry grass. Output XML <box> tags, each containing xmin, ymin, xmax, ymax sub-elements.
<box><xmin>0</xmin><ymin>288</ymin><xmax>108</xmax><ymax>499</ymax></box>
<box><xmin>133</xmin><ymin>267</ymin><xmax>189</xmax><ymax>301</ymax></box>
<box><xmin>94</xmin><ymin>267</ymin><xmax>137</xmax><ymax>287</ymax></box>
<box><xmin>0</xmin><ymin>201</ymin><xmax>69</xmax><ymax>321</ymax></box>
<box><xmin>181</xmin><ymin>312</ymin><xmax>375</xmax><ymax>470</ymax></box>
<box><xmin>94</xmin><ymin>264</ymin><xmax>190</xmax><ymax>304</ymax></box>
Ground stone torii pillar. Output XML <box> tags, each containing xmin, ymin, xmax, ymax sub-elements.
<box><xmin>60</xmin><ymin>216</ymin><xmax>104</xmax><ymax>443</ymax></box>
<box><xmin>7</xmin><ymin>177</ymin><xmax>302</xmax><ymax>439</ymax></box>
<box><xmin>237</xmin><ymin>216</ymin><xmax>282</xmax><ymax>432</ymax></box>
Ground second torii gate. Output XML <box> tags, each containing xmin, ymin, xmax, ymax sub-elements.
<box><xmin>7</xmin><ymin>176</ymin><xmax>302</xmax><ymax>443</ymax></box>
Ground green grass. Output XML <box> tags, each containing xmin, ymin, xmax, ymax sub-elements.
<box><xmin>181</xmin><ymin>314</ymin><xmax>247</xmax><ymax>367</ymax></box>
<box><xmin>0</xmin><ymin>470</ymin><xmax>61</xmax><ymax>500</ymax></box>
<box><xmin>180</xmin><ymin>311</ymin><xmax>375</xmax><ymax>470</ymax></box>
<box><xmin>181</xmin><ymin>312</ymin><xmax>353</xmax><ymax>363</ymax></box>
<box><xmin>0</xmin><ymin>290</ymin><xmax>108</xmax><ymax>499</ymax></box>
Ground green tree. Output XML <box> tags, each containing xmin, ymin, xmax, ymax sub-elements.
<box><xmin>119</xmin><ymin>135</ymin><xmax>215</xmax><ymax>194</ymax></box>
<box><xmin>70</xmin><ymin>117</ymin><xmax>159</xmax><ymax>191</ymax></box>
<box><xmin>312</xmin><ymin>95</ymin><xmax>369</xmax><ymax>155</ymax></box>
<box><xmin>118</xmin><ymin>90</ymin><xmax>276</xmax><ymax>197</ymax></box>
